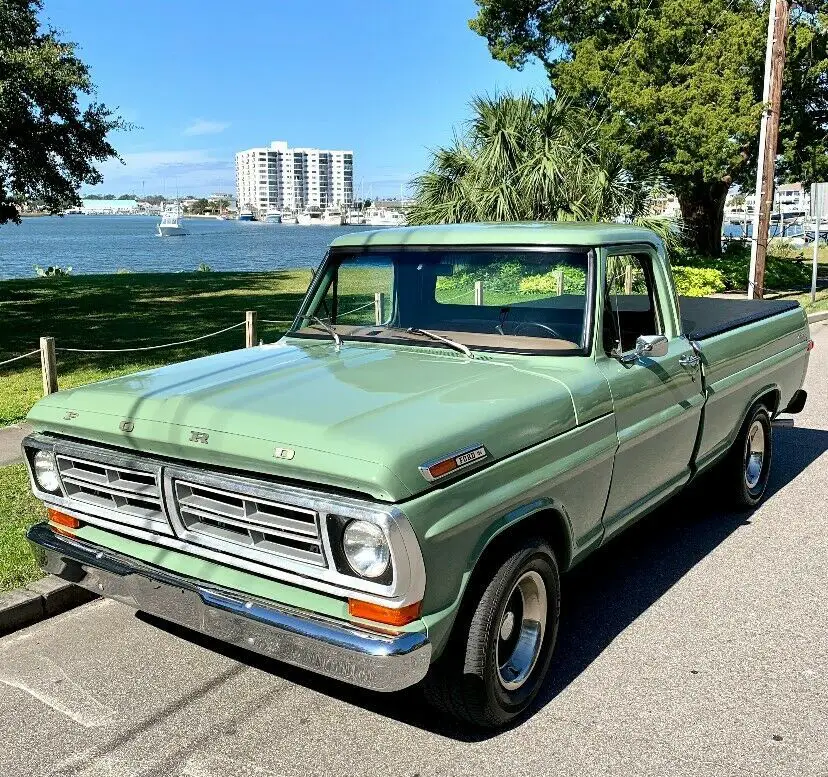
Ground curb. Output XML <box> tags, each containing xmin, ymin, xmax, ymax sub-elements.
<box><xmin>807</xmin><ymin>310</ymin><xmax>828</xmax><ymax>324</ymax></box>
<box><xmin>0</xmin><ymin>576</ymin><xmax>98</xmax><ymax>636</ymax></box>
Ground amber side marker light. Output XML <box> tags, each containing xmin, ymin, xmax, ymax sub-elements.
<box><xmin>807</xmin><ymin>339</ymin><xmax>814</xmax><ymax>351</ymax></box>
<box><xmin>48</xmin><ymin>508</ymin><xmax>81</xmax><ymax>536</ymax></box>
<box><xmin>348</xmin><ymin>599</ymin><xmax>422</xmax><ymax>627</ymax></box>
<box><xmin>427</xmin><ymin>458</ymin><xmax>458</xmax><ymax>479</ymax></box>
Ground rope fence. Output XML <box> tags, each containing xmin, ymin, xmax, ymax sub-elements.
<box><xmin>55</xmin><ymin>322</ymin><xmax>246</xmax><ymax>353</ymax></box>
<box><xmin>0</xmin><ymin>310</ymin><xmax>299</xmax><ymax>397</ymax></box>
<box><xmin>0</xmin><ymin>349</ymin><xmax>41</xmax><ymax>368</ymax></box>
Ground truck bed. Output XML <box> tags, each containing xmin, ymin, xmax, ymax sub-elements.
<box><xmin>679</xmin><ymin>297</ymin><xmax>800</xmax><ymax>341</ymax></box>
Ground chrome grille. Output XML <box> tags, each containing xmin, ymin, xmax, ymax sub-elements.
<box><xmin>55</xmin><ymin>454</ymin><xmax>170</xmax><ymax>534</ymax></box>
<box><xmin>173</xmin><ymin>480</ymin><xmax>325</xmax><ymax>567</ymax></box>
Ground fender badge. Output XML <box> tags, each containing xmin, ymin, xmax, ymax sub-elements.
<box><xmin>119</xmin><ymin>420</ymin><xmax>134</xmax><ymax>433</ymax></box>
<box><xmin>274</xmin><ymin>447</ymin><xmax>295</xmax><ymax>461</ymax></box>
<box><xmin>63</xmin><ymin>411</ymin><xmax>78</xmax><ymax>421</ymax></box>
<box><xmin>189</xmin><ymin>431</ymin><xmax>209</xmax><ymax>444</ymax></box>
<box><xmin>419</xmin><ymin>444</ymin><xmax>488</xmax><ymax>482</ymax></box>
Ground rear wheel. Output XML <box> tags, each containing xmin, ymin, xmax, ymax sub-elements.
<box><xmin>724</xmin><ymin>404</ymin><xmax>773</xmax><ymax>508</ymax></box>
<box><xmin>424</xmin><ymin>539</ymin><xmax>560</xmax><ymax>728</ymax></box>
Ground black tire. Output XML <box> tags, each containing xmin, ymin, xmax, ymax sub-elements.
<box><xmin>723</xmin><ymin>404</ymin><xmax>773</xmax><ymax>508</ymax></box>
<box><xmin>424</xmin><ymin>539</ymin><xmax>560</xmax><ymax>728</ymax></box>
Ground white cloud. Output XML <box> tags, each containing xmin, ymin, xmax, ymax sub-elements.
<box><xmin>183</xmin><ymin>119</ymin><xmax>231</xmax><ymax>136</ymax></box>
<box><xmin>89</xmin><ymin>149</ymin><xmax>234</xmax><ymax>195</ymax></box>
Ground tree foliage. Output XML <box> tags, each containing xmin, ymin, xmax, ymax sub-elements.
<box><xmin>0</xmin><ymin>0</ymin><xmax>125</xmax><ymax>224</ymax></box>
<box><xmin>470</xmin><ymin>0</ymin><xmax>828</xmax><ymax>254</ymax></box>
<box><xmin>408</xmin><ymin>92</ymin><xmax>675</xmax><ymax>244</ymax></box>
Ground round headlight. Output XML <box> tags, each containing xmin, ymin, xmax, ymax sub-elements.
<box><xmin>33</xmin><ymin>450</ymin><xmax>61</xmax><ymax>493</ymax></box>
<box><xmin>342</xmin><ymin>520</ymin><xmax>390</xmax><ymax>579</ymax></box>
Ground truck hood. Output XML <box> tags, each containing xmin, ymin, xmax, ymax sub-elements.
<box><xmin>27</xmin><ymin>339</ymin><xmax>583</xmax><ymax>501</ymax></box>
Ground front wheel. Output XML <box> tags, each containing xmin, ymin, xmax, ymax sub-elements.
<box><xmin>424</xmin><ymin>539</ymin><xmax>560</xmax><ymax>728</ymax></box>
<box><xmin>724</xmin><ymin>404</ymin><xmax>773</xmax><ymax>508</ymax></box>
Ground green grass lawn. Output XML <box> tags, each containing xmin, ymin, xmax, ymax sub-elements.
<box><xmin>0</xmin><ymin>270</ymin><xmax>314</xmax><ymax>426</ymax></box>
<box><xmin>768</xmin><ymin>287</ymin><xmax>828</xmax><ymax>313</ymax></box>
<box><xmin>0</xmin><ymin>464</ymin><xmax>46</xmax><ymax>592</ymax></box>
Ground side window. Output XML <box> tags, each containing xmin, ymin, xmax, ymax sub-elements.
<box><xmin>318</xmin><ymin>259</ymin><xmax>395</xmax><ymax>328</ymax></box>
<box><xmin>603</xmin><ymin>253</ymin><xmax>661</xmax><ymax>354</ymax></box>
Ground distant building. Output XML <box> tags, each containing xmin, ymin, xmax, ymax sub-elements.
<box><xmin>647</xmin><ymin>192</ymin><xmax>681</xmax><ymax>218</ymax></box>
<box><xmin>741</xmin><ymin>183</ymin><xmax>809</xmax><ymax>216</ymax></box>
<box><xmin>80</xmin><ymin>199</ymin><xmax>139</xmax><ymax>214</ymax></box>
<box><xmin>235</xmin><ymin>140</ymin><xmax>353</xmax><ymax>215</ymax></box>
<box><xmin>776</xmin><ymin>182</ymin><xmax>808</xmax><ymax>213</ymax></box>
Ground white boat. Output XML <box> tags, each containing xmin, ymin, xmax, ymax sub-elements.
<box><xmin>156</xmin><ymin>205</ymin><xmax>186</xmax><ymax>237</ymax></box>
<box><xmin>346</xmin><ymin>209</ymin><xmax>366</xmax><ymax>225</ymax></box>
<box><xmin>298</xmin><ymin>207</ymin><xmax>323</xmax><ymax>225</ymax></box>
<box><xmin>321</xmin><ymin>208</ymin><xmax>344</xmax><ymax>226</ymax></box>
<box><xmin>237</xmin><ymin>210</ymin><xmax>255</xmax><ymax>222</ymax></box>
<box><xmin>281</xmin><ymin>211</ymin><xmax>298</xmax><ymax>224</ymax></box>
<box><xmin>264</xmin><ymin>209</ymin><xmax>283</xmax><ymax>224</ymax></box>
<box><xmin>365</xmin><ymin>208</ymin><xmax>407</xmax><ymax>227</ymax></box>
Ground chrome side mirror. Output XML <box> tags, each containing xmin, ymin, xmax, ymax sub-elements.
<box><xmin>635</xmin><ymin>334</ymin><xmax>669</xmax><ymax>359</ymax></box>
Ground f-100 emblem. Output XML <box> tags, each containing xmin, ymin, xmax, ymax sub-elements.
<box><xmin>189</xmin><ymin>431</ymin><xmax>209</xmax><ymax>444</ymax></box>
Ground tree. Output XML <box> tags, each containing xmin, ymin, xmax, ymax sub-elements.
<box><xmin>470</xmin><ymin>0</ymin><xmax>828</xmax><ymax>255</ymax></box>
<box><xmin>0</xmin><ymin>0</ymin><xmax>125</xmax><ymax>225</ymax></box>
<box><xmin>185</xmin><ymin>198</ymin><xmax>211</xmax><ymax>215</ymax></box>
<box><xmin>408</xmin><ymin>93</ymin><xmax>671</xmax><ymax>241</ymax></box>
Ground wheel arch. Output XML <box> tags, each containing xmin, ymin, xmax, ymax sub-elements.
<box><xmin>461</xmin><ymin>503</ymin><xmax>574</xmax><ymax>607</ymax></box>
<box><xmin>744</xmin><ymin>385</ymin><xmax>781</xmax><ymax>421</ymax></box>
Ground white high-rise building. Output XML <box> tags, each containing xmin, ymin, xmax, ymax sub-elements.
<box><xmin>235</xmin><ymin>140</ymin><xmax>353</xmax><ymax>215</ymax></box>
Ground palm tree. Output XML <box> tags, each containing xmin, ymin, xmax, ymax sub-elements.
<box><xmin>408</xmin><ymin>93</ymin><xmax>677</xmax><ymax>244</ymax></box>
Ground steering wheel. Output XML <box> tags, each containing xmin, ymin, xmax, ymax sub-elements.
<box><xmin>511</xmin><ymin>321</ymin><xmax>564</xmax><ymax>339</ymax></box>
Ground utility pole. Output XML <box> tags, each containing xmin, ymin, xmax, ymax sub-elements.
<box><xmin>748</xmin><ymin>0</ymin><xmax>791</xmax><ymax>299</ymax></box>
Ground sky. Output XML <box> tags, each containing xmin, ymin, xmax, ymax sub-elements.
<box><xmin>39</xmin><ymin>1</ymin><xmax>550</xmax><ymax>199</ymax></box>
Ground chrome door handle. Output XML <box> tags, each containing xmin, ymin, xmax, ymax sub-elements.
<box><xmin>679</xmin><ymin>354</ymin><xmax>701</xmax><ymax>368</ymax></box>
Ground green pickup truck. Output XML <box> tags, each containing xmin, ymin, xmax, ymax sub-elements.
<box><xmin>23</xmin><ymin>223</ymin><xmax>811</xmax><ymax>727</ymax></box>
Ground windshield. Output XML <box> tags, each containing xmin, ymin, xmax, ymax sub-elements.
<box><xmin>291</xmin><ymin>248</ymin><xmax>593</xmax><ymax>355</ymax></box>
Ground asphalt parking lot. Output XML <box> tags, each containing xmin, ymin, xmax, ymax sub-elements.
<box><xmin>1</xmin><ymin>322</ymin><xmax>826</xmax><ymax>777</ymax></box>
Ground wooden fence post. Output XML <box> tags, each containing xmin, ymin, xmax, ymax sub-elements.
<box><xmin>624</xmin><ymin>265</ymin><xmax>633</xmax><ymax>294</ymax></box>
<box><xmin>474</xmin><ymin>280</ymin><xmax>484</xmax><ymax>306</ymax></box>
<box><xmin>374</xmin><ymin>292</ymin><xmax>385</xmax><ymax>325</ymax></box>
<box><xmin>245</xmin><ymin>311</ymin><xmax>257</xmax><ymax>348</ymax></box>
<box><xmin>555</xmin><ymin>270</ymin><xmax>565</xmax><ymax>296</ymax></box>
<box><xmin>40</xmin><ymin>336</ymin><xmax>58</xmax><ymax>395</ymax></box>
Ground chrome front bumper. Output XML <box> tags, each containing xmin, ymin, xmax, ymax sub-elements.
<box><xmin>26</xmin><ymin>523</ymin><xmax>431</xmax><ymax>693</ymax></box>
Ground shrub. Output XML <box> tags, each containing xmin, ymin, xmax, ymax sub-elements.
<box><xmin>34</xmin><ymin>265</ymin><xmax>72</xmax><ymax>277</ymax></box>
<box><xmin>671</xmin><ymin>266</ymin><xmax>726</xmax><ymax>297</ymax></box>
<box><xmin>672</xmin><ymin>244</ymin><xmax>811</xmax><ymax>291</ymax></box>
<box><xmin>519</xmin><ymin>265</ymin><xmax>587</xmax><ymax>295</ymax></box>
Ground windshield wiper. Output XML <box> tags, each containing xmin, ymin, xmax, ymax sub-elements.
<box><xmin>310</xmin><ymin>316</ymin><xmax>342</xmax><ymax>352</ymax></box>
<box><xmin>406</xmin><ymin>327</ymin><xmax>473</xmax><ymax>359</ymax></box>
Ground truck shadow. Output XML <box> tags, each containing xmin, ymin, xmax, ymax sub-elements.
<box><xmin>138</xmin><ymin>424</ymin><xmax>828</xmax><ymax>742</ymax></box>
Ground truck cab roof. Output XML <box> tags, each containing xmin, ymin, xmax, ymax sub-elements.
<box><xmin>329</xmin><ymin>222</ymin><xmax>664</xmax><ymax>249</ymax></box>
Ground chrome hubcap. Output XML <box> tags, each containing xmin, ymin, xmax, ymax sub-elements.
<box><xmin>496</xmin><ymin>571</ymin><xmax>547</xmax><ymax>691</ymax></box>
<box><xmin>744</xmin><ymin>420</ymin><xmax>766</xmax><ymax>490</ymax></box>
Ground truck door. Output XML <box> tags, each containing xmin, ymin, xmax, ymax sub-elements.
<box><xmin>598</xmin><ymin>248</ymin><xmax>704</xmax><ymax>539</ymax></box>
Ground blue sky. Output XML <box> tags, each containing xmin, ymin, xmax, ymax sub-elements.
<box><xmin>40</xmin><ymin>1</ymin><xmax>549</xmax><ymax>198</ymax></box>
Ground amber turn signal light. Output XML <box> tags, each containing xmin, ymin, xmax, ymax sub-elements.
<box><xmin>427</xmin><ymin>458</ymin><xmax>458</xmax><ymax>479</ymax></box>
<box><xmin>47</xmin><ymin>508</ymin><xmax>81</xmax><ymax>533</ymax></box>
<box><xmin>348</xmin><ymin>599</ymin><xmax>422</xmax><ymax>627</ymax></box>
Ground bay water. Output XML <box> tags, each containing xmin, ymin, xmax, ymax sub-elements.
<box><xmin>0</xmin><ymin>215</ymin><xmax>378</xmax><ymax>280</ymax></box>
